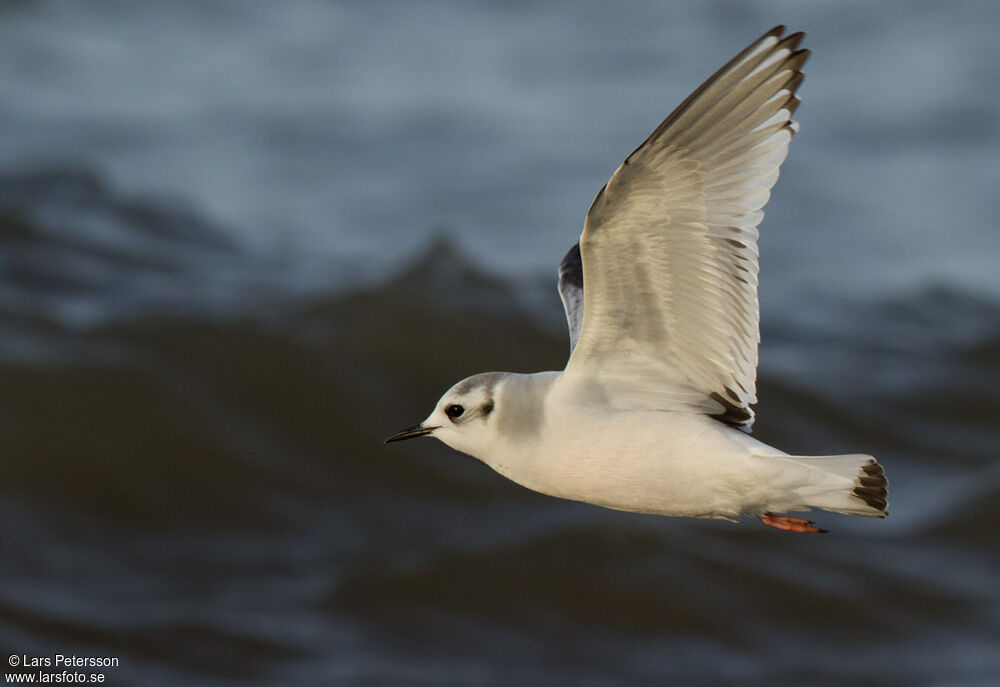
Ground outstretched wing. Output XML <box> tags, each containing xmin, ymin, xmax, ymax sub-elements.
<box><xmin>563</xmin><ymin>26</ymin><xmax>808</xmax><ymax>428</ymax></box>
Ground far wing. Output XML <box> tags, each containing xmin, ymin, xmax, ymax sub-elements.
<box><xmin>564</xmin><ymin>26</ymin><xmax>808</xmax><ymax>428</ymax></box>
<box><xmin>557</xmin><ymin>243</ymin><xmax>584</xmax><ymax>352</ymax></box>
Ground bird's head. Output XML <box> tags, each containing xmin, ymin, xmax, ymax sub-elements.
<box><xmin>385</xmin><ymin>372</ymin><xmax>503</xmax><ymax>459</ymax></box>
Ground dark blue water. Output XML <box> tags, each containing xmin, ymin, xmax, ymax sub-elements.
<box><xmin>1</xmin><ymin>2</ymin><xmax>998</xmax><ymax>685</ymax></box>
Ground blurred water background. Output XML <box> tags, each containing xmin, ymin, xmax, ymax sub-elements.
<box><xmin>1</xmin><ymin>1</ymin><xmax>999</xmax><ymax>685</ymax></box>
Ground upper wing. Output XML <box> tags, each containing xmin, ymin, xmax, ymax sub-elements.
<box><xmin>563</xmin><ymin>26</ymin><xmax>808</xmax><ymax>428</ymax></box>
<box><xmin>558</xmin><ymin>242</ymin><xmax>584</xmax><ymax>352</ymax></box>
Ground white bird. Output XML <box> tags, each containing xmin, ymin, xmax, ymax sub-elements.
<box><xmin>387</xmin><ymin>26</ymin><xmax>887</xmax><ymax>533</ymax></box>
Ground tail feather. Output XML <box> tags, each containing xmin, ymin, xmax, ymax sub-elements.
<box><xmin>762</xmin><ymin>454</ymin><xmax>889</xmax><ymax>518</ymax></box>
<box><xmin>853</xmin><ymin>459</ymin><xmax>888</xmax><ymax>514</ymax></box>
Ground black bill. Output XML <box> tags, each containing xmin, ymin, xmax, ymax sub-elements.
<box><xmin>384</xmin><ymin>423</ymin><xmax>437</xmax><ymax>443</ymax></box>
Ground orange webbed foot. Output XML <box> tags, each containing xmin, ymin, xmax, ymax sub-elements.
<box><xmin>758</xmin><ymin>512</ymin><xmax>827</xmax><ymax>533</ymax></box>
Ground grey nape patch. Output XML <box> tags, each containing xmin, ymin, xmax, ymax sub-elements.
<box><xmin>454</xmin><ymin>372</ymin><xmax>504</xmax><ymax>396</ymax></box>
<box><xmin>495</xmin><ymin>374</ymin><xmax>547</xmax><ymax>440</ymax></box>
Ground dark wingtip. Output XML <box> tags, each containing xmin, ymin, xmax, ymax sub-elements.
<box><xmin>783</xmin><ymin>30</ymin><xmax>806</xmax><ymax>45</ymax></box>
<box><xmin>709</xmin><ymin>391</ymin><xmax>754</xmax><ymax>429</ymax></box>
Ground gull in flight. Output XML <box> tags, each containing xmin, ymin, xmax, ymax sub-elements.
<box><xmin>387</xmin><ymin>27</ymin><xmax>887</xmax><ymax>532</ymax></box>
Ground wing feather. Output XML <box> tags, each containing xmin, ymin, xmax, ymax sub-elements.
<box><xmin>557</xmin><ymin>243</ymin><xmax>584</xmax><ymax>352</ymax></box>
<box><xmin>562</xmin><ymin>26</ymin><xmax>809</xmax><ymax>428</ymax></box>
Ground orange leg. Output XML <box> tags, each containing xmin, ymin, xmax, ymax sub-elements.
<box><xmin>758</xmin><ymin>512</ymin><xmax>827</xmax><ymax>533</ymax></box>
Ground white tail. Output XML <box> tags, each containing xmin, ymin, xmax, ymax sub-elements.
<box><xmin>763</xmin><ymin>454</ymin><xmax>888</xmax><ymax>518</ymax></box>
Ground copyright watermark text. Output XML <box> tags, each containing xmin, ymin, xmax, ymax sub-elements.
<box><xmin>6</xmin><ymin>655</ymin><xmax>118</xmax><ymax>683</ymax></box>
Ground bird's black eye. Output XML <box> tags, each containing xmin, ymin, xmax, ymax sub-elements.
<box><xmin>445</xmin><ymin>404</ymin><xmax>465</xmax><ymax>420</ymax></box>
